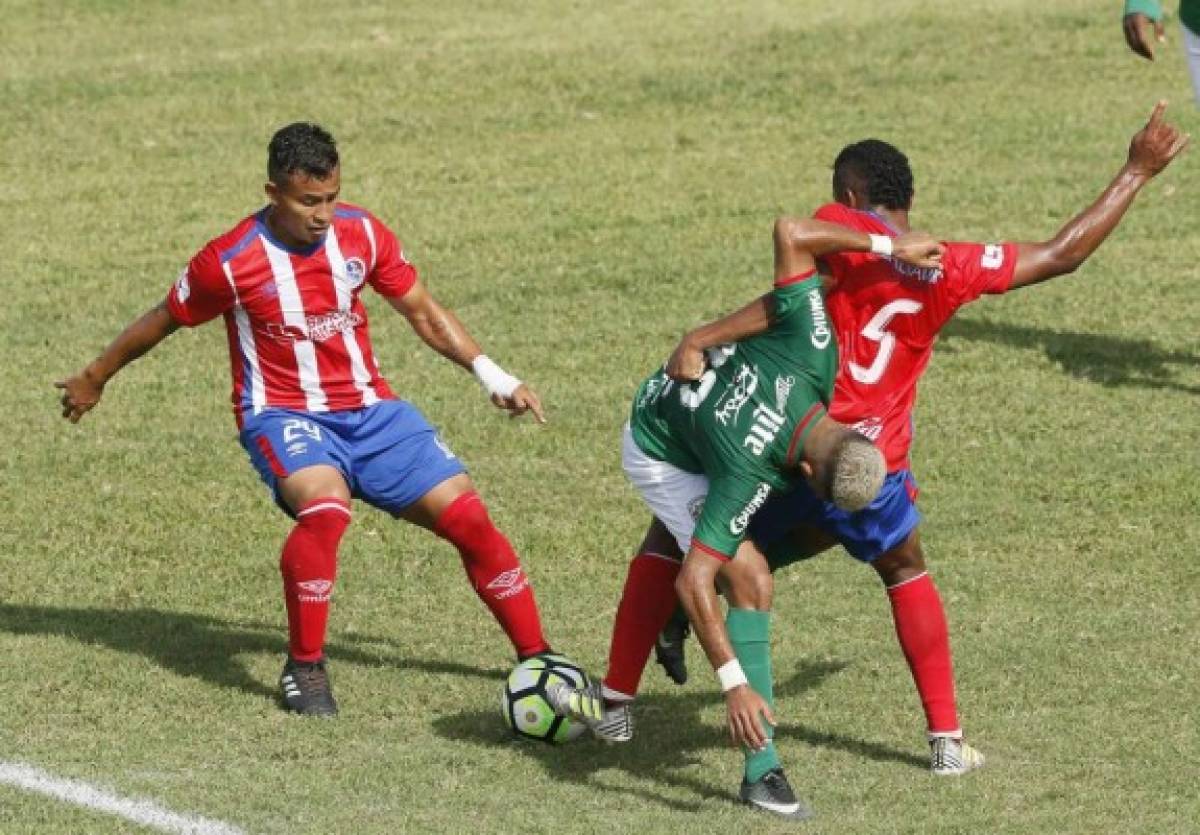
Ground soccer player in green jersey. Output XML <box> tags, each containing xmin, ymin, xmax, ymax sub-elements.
<box><xmin>1123</xmin><ymin>0</ymin><xmax>1200</xmax><ymax>103</ymax></box>
<box><xmin>553</xmin><ymin>218</ymin><xmax>944</xmax><ymax>820</ymax></box>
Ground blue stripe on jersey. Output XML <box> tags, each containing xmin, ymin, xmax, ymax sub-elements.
<box><xmin>220</xmin><ymin>225</ymin><xmax>262</xmax><ymax>264</ymax></box>
<box><xmin>252</xmin><ymin>208</ymin><xmax>325</xmax><ymax>257</ymax></box>
<box><xmin>334</xmin><ymin>206</ymin><xmax>367</xmax><ymax>219</ymax></box>
<box><xmin>238</xmin><ymin>334</ymin><xmax>255</xmax><ymax>416</ymax></box>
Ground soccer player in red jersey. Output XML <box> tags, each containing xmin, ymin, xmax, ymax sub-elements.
<box><xmin>56</xmin><ymin>123</ymin><xmax>583</xmax><ymax>719</ymax></box>
<box><xmin>593</xmin><ymin>102</ymin><xmax>1187</xmax><ymax>773</ymax></box>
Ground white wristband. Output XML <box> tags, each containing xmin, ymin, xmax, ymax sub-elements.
<box><xmin>868</xmin><ymin>234</ymin><xmax>893</xmax><ymax>256</ymax></box>
<box><xmin>716</xmin><ymin>659</ymin><xmax>749</xmax><ymax>692</ymax></box>
<box><xmin>472</xmin><ymin>355</ymin><xmax>521</xmax><ymax>399</ymax></box>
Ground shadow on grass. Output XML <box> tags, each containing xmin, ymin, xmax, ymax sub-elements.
<box><xmin>943</xmin><ymin>317</ymin><xmax>1200</xmax><ymax>395</ymax></box>
<box><xmin>433</xmin><ymin>659</ymin><xmax>924</xmax><ymax>812</ymax></box>
<box><xmin>0</xmin><ymin>604</ymin><xmax>504</xmax><ymax>703</ymax></box>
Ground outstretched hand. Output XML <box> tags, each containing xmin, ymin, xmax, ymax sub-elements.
<box><xmin>55</xmin><ymin>371</ymin><xmax>105</xmax><ymax>424</ymax></box>
<box><xmin>1128</xmin><ymin>100</ymin><xmax>1190</xmax><ymax>176</ymax></box>
<box><xmin>891</xmin><ymin>231</ymin><xmax>946</xmax><ymax>270</ymax></box>
<box><xmin>491</xmin><ymin>383</ymin><xmax>546</xmax><ymax>424</ymax></box>
<box><xmin>1123</xmin><ymin>12</ymin><xmax>1166</xmax><ymax>60</ymax></box>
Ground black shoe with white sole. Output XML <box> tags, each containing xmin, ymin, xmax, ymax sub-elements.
<box><xmin>279</xmin><ymin>657</ymin><xmax>338</xmax><ymax>717</ymax></box>
<box><xmin>739</xmin><ymin>768</ymin><xmax>813</xmax><ymax>821</ymax></box>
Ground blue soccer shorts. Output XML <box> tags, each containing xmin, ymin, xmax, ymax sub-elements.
<box><xmin>749</xmin><ymin>469</ymin><xmax>922</xmax><ymax>567</ymax></box>
<box><xmin>239</xmin><ymin>399</ymin><xmax>467</xmax><ymax>517</ymax></box>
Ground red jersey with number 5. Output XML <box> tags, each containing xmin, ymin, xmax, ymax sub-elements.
<box><xmin>165</xmin><ymin>203</ymin><xmax>418</xmax><ymax>427</ymax></box>
<box><xmin>813</xmin><ymin>202</ymin><xmax>1017</xmax><ymax>472</ymax></box>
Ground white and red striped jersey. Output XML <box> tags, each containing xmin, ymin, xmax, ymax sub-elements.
<box><xmin>166</xmin><ymin>203</ymin><xmax>417</xmax><ymax>425</ymax></box>
<box><xmin>812</xmin><ymin>202</ymin><xmax>1017</xmax><ymax>472</ymax></box>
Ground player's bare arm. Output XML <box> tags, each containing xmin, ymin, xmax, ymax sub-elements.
<box><xmin>1123</xmin><ymin>1</ymin><xmax>1166</xmax><ymax>60</ymax></box>
<box><xmin>665</xmin><ymin>222</ymin><xmax>945</xmax><ymax>382</ymax></box>
<box><xmin>773</xmin><ymin>217</ymin><xmax>944</xmax><ymax>281</ymax></box>
<box><xmin>666</xmin><ymin>294</ymin><xmax>776</xmax><ymax>381</ymax></box>
<box><xmin>675</xmin><ymin>544</ymin><xmax>776</xmax><ymax>752</ymax></box>
<box><xmin>1010</xmin><ymin>101</ymin><xmax>1188</xmax><ymax>289</ymax></box>
<box><xmin>386</xmin><ymin>281</ymin><xmax>545</xmax><ymax>423</ymax></box>
<box><xmin>55</xmin><ymin>301</ymin><xmax>179</xmax><ymax>423</ymax></box>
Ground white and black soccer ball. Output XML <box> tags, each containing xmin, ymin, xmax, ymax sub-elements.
<box><xmin>501</xmin><ymin>654</ymin><xmax>589</xmax><ymax>744</ymax></box>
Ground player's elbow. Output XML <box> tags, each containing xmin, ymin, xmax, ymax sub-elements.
<box><xmin>774</xmin><ymin>216</ymin><xmax>816</xmax><ymax>248</ymax></box>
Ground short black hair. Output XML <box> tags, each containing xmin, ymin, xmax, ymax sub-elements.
<box><xmin>268</xmin><ymin>122</ymin><xmax>339</xmax><ymax>185</ymax></box>
<box><xmin>832</xmin><ymin>139</ymin><xmax>913</xmax><ymax>211</ymax></box>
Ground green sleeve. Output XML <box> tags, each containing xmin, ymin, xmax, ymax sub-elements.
<box><xmin>691</xmin><ymin>476</ymin><xmax>774</xmax><ymax>559</ymax></box>
<box><xmin>1123</xmin><ymin>0</ymin><xmax>1163</xmax><ymax>20</ymax></box>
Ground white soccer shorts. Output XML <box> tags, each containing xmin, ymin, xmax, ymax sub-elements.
<box><xmin>621</xmin><ymin>423</ymin><xmax>710</xmax><ymax>554</ymax></box>
<box><xmin>1183</xmin><ymin>21</ymin><xmax>1200</xmax><ymax>105</ymax></box>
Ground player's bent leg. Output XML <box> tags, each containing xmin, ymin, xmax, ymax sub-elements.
<box><xmin>719</xmin><ymin>541</ymin><xmax>792</xmax><ymax>799</ymax></box>
<box><xmin>569</xmin><ymin>517</ymin><xmax>685</xmax><ymax>743</ymax></box>
<box><xmin>406</xmin><ymin>474</ymin><xmax>551</xmax><ymax>660</ymax></box>
<box><xmin>606</xmin><ymin>518</ymin><xmax>685</xmax><ymax>697</ymax></box>
<box><xmin>872</xmin><ymin>531</ymin><xmax>982</xmax><ymax>774</ymax></box>
<box><xmin>276</xmin><ymin>465</ymin><xmax>353</xmax><ymax>717</ymax></box>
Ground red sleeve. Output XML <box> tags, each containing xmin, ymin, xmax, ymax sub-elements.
<box><xmin>165</xmin><ymin>243</ymin><xmax>235</xmax><ymax>327</ymax></box>
<box><xmin>366</xmin><ymin>216</ymin><xmax>419</xmax><ymax>298</ymax></box>
<box><xmin>940</xmin><ymin>241</ymin><xmax>1017</xmax><ymax>309</ymax></box>
<box><xmin>812</xmin><ymin>203</ymin><xmax>878</xmax><ymax>278</ymax></box>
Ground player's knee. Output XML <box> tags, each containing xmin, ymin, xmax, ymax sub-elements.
<box><xmin>434</xmin><ymin>491</ymin><xmax>503</xmax><ymax>548</ymax></box>
<box><xmin>721</xmin><ymin>564</ymin><xmax>773</xmax><ymax>610</ymax></box>
<box><xmin>294</xmin><ymin>497</ymin><xmax>352</xmax><ymax>541</ymax></box>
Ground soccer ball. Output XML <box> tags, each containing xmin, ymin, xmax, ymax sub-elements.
<box><xmin>501</xmin><ymin>654</ymin><xmax>590</xmax><ymax>744</ymax></box>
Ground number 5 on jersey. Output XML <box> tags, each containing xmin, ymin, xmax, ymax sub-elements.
<box><xmin>848</xmin><ymin>299</ymin><xmax>924</xmax><ymax>385</ymax></box>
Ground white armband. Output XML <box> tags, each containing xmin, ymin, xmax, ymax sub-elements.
<box><xmin>868</xmin><ymin>234</ymin><xmax>893</xmax><ymax>256</ymax></box>
<box><xmin>716</xmin><ymin>659</ymin><xmax>749</xmax><ymax>692</ymax></box>
<box><xmin>472</xmin><ymin>355</ymin><xmax>521</xmax><ymax>399</ymax></box>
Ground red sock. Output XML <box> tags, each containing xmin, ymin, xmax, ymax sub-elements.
<box><xmin>602</xmin><ymin>552</ymin><xmax>682</xmax><ymax>699</ymax></box>
<box><xmin>887</xmin><ymin>572</ymin><xmax>960</xmax><ymax>735</ymax></box>
<box><xmin>281</xmin><ymin>497</ymin><xmax>351</xmax><ymax>662</ymax></box>
<box><xmin>434</xmin><ymin>491</ymin><xmax>549</xmax><ymax>659</ymax></box>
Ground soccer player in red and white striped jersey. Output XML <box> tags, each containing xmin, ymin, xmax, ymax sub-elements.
<box><xmin>56</xmin><ymin>123</ymin><xmax>572</xmax><ymax>718</ymax></box>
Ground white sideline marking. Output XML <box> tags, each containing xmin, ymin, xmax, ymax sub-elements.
<box><xmin>0</xmin><ymin>761</ymin><xmax>245</xmax><ymax>834</ymax></box>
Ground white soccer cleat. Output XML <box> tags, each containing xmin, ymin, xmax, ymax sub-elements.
<box><xmin>544</xmin><ymin>680</ymin><xmax>604</xmax><ymax>724</ymax></box>
<box><xmin>929</xmin><ymin>736</ymin><xmax>985</xmax><ymax>776</ymax></box>
<box><xmin>545</xmin><ymin>681</ymin><xmax>635</xmax><ymax>743</ymax></box>
<box><xmin>592</xmin><ymin>700</ymin><xmax>634</xmax><ymax>744</ymax></box>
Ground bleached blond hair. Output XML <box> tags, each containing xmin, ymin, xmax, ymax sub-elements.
<box><xmin>829</xmin><ymin>434</ymin><xmax>886</xmax><ymax>512</ymax></box>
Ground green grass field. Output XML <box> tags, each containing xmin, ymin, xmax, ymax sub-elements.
<box><xmin>3</xmin><ymin>0</ymin><xmax>1199</xmax><ymax>832</ymax></box>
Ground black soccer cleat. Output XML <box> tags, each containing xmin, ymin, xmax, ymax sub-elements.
<box><xmin>739</xmin><ymin>768</ymin><xmax>814</xmax><ymax>821</ymax></box>
<box><xmin>654</xmin><ymin>606</ymin><xmax>691</xmax><ymax>685</ymax></box>
<box><xmin>279</xmin><ymin>656</ymin><xmax>338</xmax><ymax>717</ymax></box>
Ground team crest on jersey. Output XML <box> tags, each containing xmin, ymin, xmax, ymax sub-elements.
<box><xmin>344</xmin><ymin>256</ymin><xmax>367</xmax><ymax>287</ymax></box>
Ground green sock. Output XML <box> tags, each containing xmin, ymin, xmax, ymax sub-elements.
<box><xmin>726</xmin><ymin>607</ymin><xmax>780</xmax><ymax>782</ymax></box>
